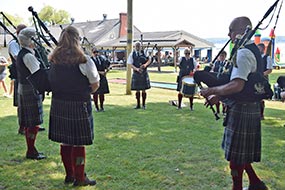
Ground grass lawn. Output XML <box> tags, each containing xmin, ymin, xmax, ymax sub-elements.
<box><xmin>0</xmin><ymin>66</ymin><xmax>284</xmax><ymax>190</ymax></box>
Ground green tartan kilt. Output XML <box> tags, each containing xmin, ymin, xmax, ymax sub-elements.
<box><xmin>222</xmin><ymin>102</ymin><xmax>261</xmax><ymax>164</ymax></box>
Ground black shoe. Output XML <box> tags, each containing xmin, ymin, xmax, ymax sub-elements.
<box><xmin>142</xmin><ymin>105</ymin><xmax>146</xmax><ymax>110</ymax></box>
<box><xmin>26</xmin><ymin>152</ymin><xmax>46</xmax><ymax>160</ymax></box>
<box><xmin>99</xmin><ymin>108</ymin><xmax>105</xmax><ymax>112</ymax></box>
<box><xmin>190</xmin><ymin>107</ymin><xmax>194</xmax><ymax>111</ymax></box>
<box><xmin>177</xmin><ymin>107</ymin><xmax>182</xmax><ymax>110</ymax></box>
<box><xmin>134</xmin><ymin>106</ymin><xmax>141</xmax><ymax>109</ymax></box>
<box><xmin>73</xmin><ymin>175</ymin><xmax>96</xmax><ymax>186</ymax></box>
<box><xmin>38</xmin><ymin>127</ymin><xmax>45</xmax><ymax>131</ymax></box>
<box><xmin>248</xmin><ymin>181</ymin><xmax>268</xmax><ymax>190</ymax></box>
<box><xmin>64</xmin><ymin>176</ymin><xmax>74</xmax><ymax>184</ymax></box>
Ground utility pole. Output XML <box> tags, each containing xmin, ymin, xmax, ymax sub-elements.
<box><xmin>126</xmin><ymin>0</ymin><xmax>133</xmax><ymax>95</ymax></box>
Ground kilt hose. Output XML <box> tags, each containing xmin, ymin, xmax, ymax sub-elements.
<box><xmin>131</xmin><ymin>71</ymin><xmax>151</xmax><ymax>91</ymax></box>
<box><xmin>222</xmin><ymin>102</ymin><xmax>261</xmax><ymax>165</ymax></box>
<box><xmin>49</xmin><ymin>98</ymin><xmax>94</xmax><ymax>145</ymax></box>
<box><xmin>17</xmin><ymin>83</ymin><xmax>43</xmax><ymax>127</ymax></box>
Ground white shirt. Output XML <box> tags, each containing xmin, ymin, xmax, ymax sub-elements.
<box><xmin>127</xmin><ymin>51</ymin><xmax>137</xmax><ymax>65</ymax></box>
<box><xmin>230</xmin><ymin>47</ymin><xmax>257</xmax><ymax>81</ymax></box>
<box><xmin>79</xmin><ymin>55</ymin><xmax>100</xmax><ymax>84</ymax></box>
<box><xmin>22</xmin><ymin>47</ymin><xmax>41</xmax><ymax>74</ymax></box>
<box><xmin>8</xmin><ymin>39</ymin><xmax>21</xmax><ymax>58</ymax></box>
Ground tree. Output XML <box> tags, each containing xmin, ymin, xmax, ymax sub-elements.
<box><xmin>1</xmin><ymin>12</ymin><xmax>24</xmax><ymax>27</ymax></box>
<box><xmin>53</xmin><ymin>10</ymin><xmax>70</xmax><ymax>24</ymax></box>
<box><xmin>37</xmin><ymin>5</ymin><xmax>71</xmax><ymax>25</ymax></box>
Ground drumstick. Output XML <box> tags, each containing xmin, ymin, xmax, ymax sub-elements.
<box><xmin>196</xmin><ymin>82</ymin><xmax>220</xmax><ymax>120</ymax></box>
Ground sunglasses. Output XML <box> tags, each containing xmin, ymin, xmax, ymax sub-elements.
<box><xmin>185</xmin><ymin>53</ymin><xmax>190</xmax><ymax>55</ymax></box>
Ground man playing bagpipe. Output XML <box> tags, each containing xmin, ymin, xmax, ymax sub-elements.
<box><xmin>195</xmin><ymin>16</ymin><xmax>272</xmax><ymax>190</ymax></box>
<box><xmin>127</xmin><ymin>41</ymin><xmax>153</xmax><ymax>109</ymax></box>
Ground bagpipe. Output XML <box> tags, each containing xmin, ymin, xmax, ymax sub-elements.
<box><xmin>194</xmin><ymin>0</ymin><xmax>280</xmax><ymax>120</ymax></box>
<box><xmin>136</xmin><ymin>34</ymin><xmax>157</xmax><ymax>73</ymax></box>
<box><xmin>0</xmin><ymin>14</ymin><xmax>52</xmax><ymax>96</ymax></box>
<box><xmin>81</xmin><ymin>36</ymin><xmax>95</xmax><ymax>56</ymax></box>
<box><xmin>25</xmin><ymin>6</ymin><xmax>60</xmax><ymax>95</ymax></box>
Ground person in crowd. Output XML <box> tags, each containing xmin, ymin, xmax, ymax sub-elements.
<box><xmin>8</xmin><ymin>24</ymin><xmax>27</xmax><ymax>134</ymax></box>
<box><xmin>257</xmin><ymin>43</ymin><xmax>273</xmax><ymax>120</ymax></box>
<box><xmin>91</xmin><ymin>47</ymin><xmax>110</xmax><ymax>112</ymax></box>
<box><xmin>176</xmin><ymin>47</ymin><xmax>198</xmax><ymax>110</ymax></box>
<box><xmin>200</xmin><ymin>16</ymin><xmax>268</xmax><ymax>190</ymax></box>
<box><xmin>48</xmin><ymin>26</ymin><xmax>100</xmax><ymax>186</ymax></box>
<box><xmin>212</xmin><ymin>50</ymin><xmax>228</xmax><ymax>115</ymax></box>
<box><xmin>127</xmin><ymin>41</ymin><xmax>152</xmax><ymax>109</ymax></box>
<box><xmin>16</xmin><ymin>27</ymin><xmax>46</xmax><ymax>160</ymax></box>
<box><xmin>0</xmin><ymin>55</ymin><xmax>10</xmax><ymax>98</ymax></box>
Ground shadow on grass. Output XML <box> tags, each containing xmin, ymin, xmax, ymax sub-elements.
<box><xmin>0</xmin><ymin>101</ymin><xmax>284</xmax><ymax>189</ymax></box>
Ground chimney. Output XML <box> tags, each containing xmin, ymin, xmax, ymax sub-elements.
<box><xmin>119</xmin><ymin>13</ymin><xmax>127</xmax><ymax>37</ymax></box>
<box><xmin>103</xmin><ymin>14</ymin><xmax>107</xmax><ymax>21</ymax></box>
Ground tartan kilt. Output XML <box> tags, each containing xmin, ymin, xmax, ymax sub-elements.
<box><xmin>49</xmin><ymin>98</ymin><xmax>94</xmax><ymax>145</ymax></box>
<box><xmin>222</xmin><ymin>102</ymin><xmax>261</xmax><ymax>164</ymax></box>
<box><xmin>17</xmin><ymin>83</ymin><xmax>43</xmax><ymax>127</ymax></box>
<box><xmin>131</xmin><ymin>71</ymin><xmax>151</xmax><ymax>90</ymax></box>
<box><xmin>13</xmin><ymin>80</ymin><xmax>18</xmax><ymax>107</ymax></box>
<box><xmin>176</xmin><ymin>78</ymin><xmax>182</xmax><ymax>91</ymax></box>
<box><xmin>94</xmin><ymin>76</ymin><xmax>109</xmax><ymax>95</ymax></box>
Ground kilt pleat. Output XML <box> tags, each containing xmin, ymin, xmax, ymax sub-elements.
<box><xmin>49</xmin><ymin>98</ymin><xmax>94</xmax><ymax>145</ymax></box>
<box><xmin>131</xmin><ymin>71</ymin><xmax>151</xmax><ymax>90</ymax></box>
<box><xmin>94</xmin><ymin>76</ymin><xmax>109</xmax><ymax>94</ymax></box>
<box><xmin>222</xmin><ymin>102</ymin><xmax>261</xmax><ymax>164</ymax></box>
<box><xmin>17</xmin><ymin>83</ymin><xmax>43</xmax><ymax>127</ymax></box>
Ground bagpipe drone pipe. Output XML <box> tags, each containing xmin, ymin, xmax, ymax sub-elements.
<box><xmin>0</xmin><ymin>14</ymin><xmax>19</xmax><ymax>80</ymax></box>
<box><xmin>138</xmin><ymin>39</ymin><xmax>157</xmax><ymax>74</ymax></box>
<box><xmin>25</xmin><ymin>6</ymin><xmax>58</xmax><ymax>95</ymax></box>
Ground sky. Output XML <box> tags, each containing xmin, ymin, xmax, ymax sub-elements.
<box><xmin>1</xmin><ymin>0</ymin><xmax>284</xmax><ymax>39</ymax></box>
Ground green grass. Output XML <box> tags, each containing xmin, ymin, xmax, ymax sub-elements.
<box><xmin>0</xmin><ymin>67</ymin><xmax>285</xmax><ymax>190</ymax></box>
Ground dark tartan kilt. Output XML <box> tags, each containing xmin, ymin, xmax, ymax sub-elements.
<box><xmin>131</xmin><ymin>71</ymin><xmax>151</xmax><ymax>90</ymax></box>
<box><xmin>94</xmin><ymin>76</ymin><xmax>109</xmax><ymax>95</ymax></box>
<box><xmin>17</xmin><ymin>83</ymin><xmax>43</xmax><ymax>127</ymax></box>
<box><xmin>222</xmin><ymin>102</ymin><xmax>261</xmax><ymax>164</ymax></box>
<box><xmin>49</xmin><ymin>98</ymin><xmax>94</xmax><ymax>146</ymax></box>
<box><xmin>13</xmin><ymin>79</ymin><xmax>18</xmax><ymax>107</ymax></box>
<box><xmin>176</xmin><ymin>77</ymin><xmax>183</xmax><ymax>91</ymax></box>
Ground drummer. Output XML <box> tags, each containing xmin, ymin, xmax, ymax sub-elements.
<box><xmin>176</xmin><ymin>47</ymin><xmax>198</xmax><ymax>110</ymax></box>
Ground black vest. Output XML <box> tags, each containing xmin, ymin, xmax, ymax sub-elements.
<box><xmin>91</xmin><ymin>56</ymin><xmax>110</xmax><ymax>72</ymax></box>
<box><xmin>49</xmin><ymin>63</ymin><xmax>91</xmax><ymax>101</ymax></box>
<box><xmin>132</xmin><ymin>51</ymin><xmax>147</xmax><ymax>68</ymax></box>
<box><xmin>229</xmin><ymin>43</ymin><xmax>272</xmax><ymax>101</ymax></box>
<box><xmin>179</xmin><ymin>57</ymin><xmax>194</xmax><ymax>78</ymax></box>
<box><xmin>16</xmin><ymin>48</ymin><xmax>33</xmax><ymax>84</ymax></box>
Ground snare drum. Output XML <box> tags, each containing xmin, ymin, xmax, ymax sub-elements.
<box><xmin>181</xmin><ymin>76</ymin><xmax>196</xmax><ymax>97</ymax></box>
